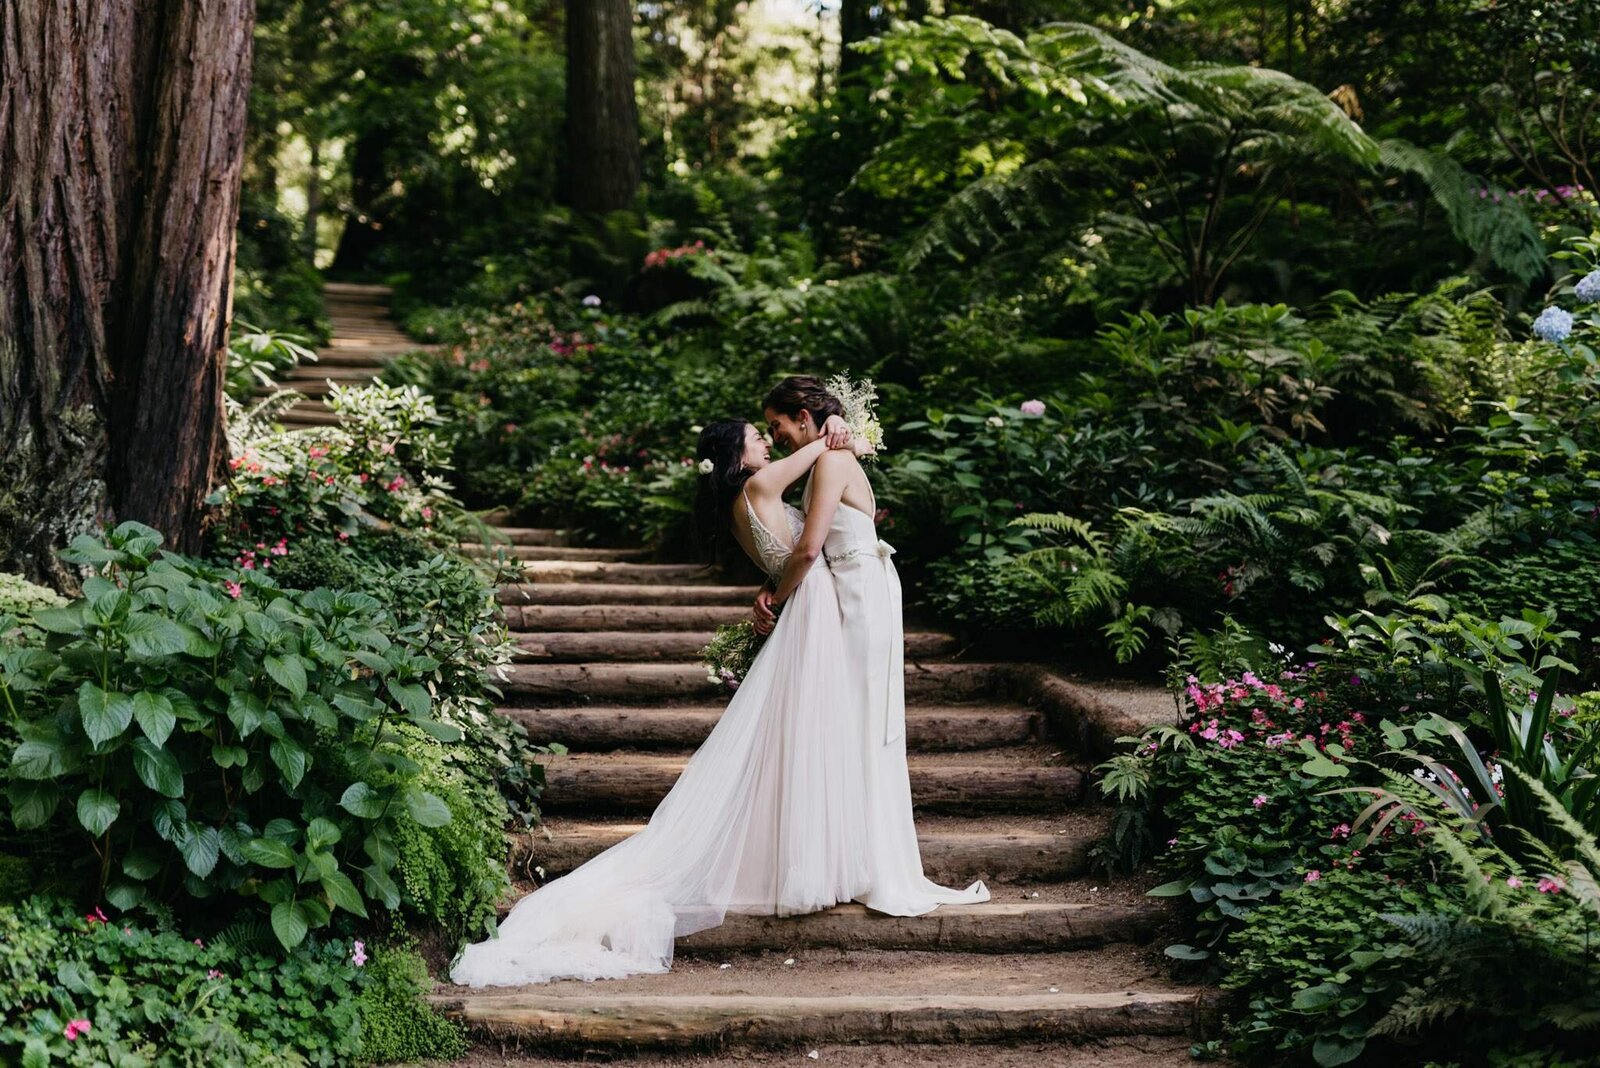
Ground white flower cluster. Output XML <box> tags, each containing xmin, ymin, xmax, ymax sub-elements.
<box><xmin>825</xmin><ymin>372</ymin><xmax>885</xmax><ymax>459</ymax></box>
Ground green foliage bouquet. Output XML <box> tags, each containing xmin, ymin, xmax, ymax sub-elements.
<box><xmin>700</xmin><ymin>621</ymin><xmax>765</xmax><ymax>693</ymax></box>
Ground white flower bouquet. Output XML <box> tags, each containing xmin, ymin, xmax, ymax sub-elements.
<box><xmin>826</xmin><ymin>372</ymin><xmax>885</xmax><ymax>460</ymax></box>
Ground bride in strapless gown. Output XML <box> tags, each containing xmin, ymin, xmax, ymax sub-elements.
<box><xmin>450</xmin><ymin>418</ymin><xmax>982</xmax><ymax>989</ymax></box>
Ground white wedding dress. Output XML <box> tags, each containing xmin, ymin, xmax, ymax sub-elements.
<box><xmin>450</xmin><ymin>488</ymin><xmax>986</xmax><ymax>988</ymax></box>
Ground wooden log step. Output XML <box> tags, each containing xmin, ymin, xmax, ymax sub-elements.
<box><xmin>516</xmin><ymin>561</ymin><xmax>723</xmax><ymax>586</ymax></box>
<box><xmin>433</xmin><ymin>952</ymin><xmax>1215</xmax><ymax>1049</ymax></box>
<box><xmin>275</xmin><ymin>407</ymin><xmax>341</xmax><ymax>427</ymax></box>
<box><xmin>508</xmin><ymin>630</ymin><xmax>958</xmax><ymax>663</ymax></box>
<box><xmin>537</xmin><ymin>749</ymin><xmax>1083</xmax><ymax>813</ymax></box>
<box><xmin>306</xmin><ymin>350</ymin><xmax>392</xmax><ymax>368</ymax></box>
<box><xmin>461</xmin><ymin>543</ymin><xmax>652</xmax><ymax>563</ymax></box>
<box><xmin>502</xmin><ymin>661</ymin><xmax>1006</xmax><ymax>704</ymax></box>
<box><xmin>503</xmin><ymin>603</ymin><xmax>745</xmax><ymax>631</ymax></box>
<box><xmin>498</xmin><ymin>582</ymin><xmax>758</xmax><ymax>607</ymax></box>
<box><xmin>472</xmin><ymin>526</ymin><xmax>570</xmax><ymax>547</ymax></box>
<box><xmin>509</xmin><ymin>813</ymin><xmax>1104</xmax><ymax>883</ymax></box>
<box><xmin>323</xmin><ymin>282</ymin><xmax>393</xmax><ymax>299</ymax></box>
<box><xmin>507</xmin><ymin>701</ymin><xmax>1040</xmax><ymax>750</ymax></box>
<box><xmin>284</xmin><ymin>365</ymin><xmax>381</xmax><ymax>382</ymax></box>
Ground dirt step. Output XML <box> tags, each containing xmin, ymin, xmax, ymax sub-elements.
<box><xmin>498</xmin><ymin>583</ymin><xmax>759</xmax><ymax>608</ymax></box>
<box><xmin>306</xmin><ymin>350</ymin><xmax>392</xmax><ymax>368</ymax></box>
<box><xmin>508</xmin><ymin>630</ymin><xmax>958</xmax><ymax>664</ymax></box>
<box><xmin>516</xmin><ymin>561</ymin><xmax>724</xmax><ymax>586</ymax></box>
<box><xmin>431</xmin><ymin>948</ymin><xmax>1214</xmax><ymax>1051</ymax></box>
<box><xmin>452</xmin><ymin>1037</ymin><xmax>1197</xmax><ymax>1068</ymax></box>
<box><xmin>509</xmin><ymin>702</ymin><xmax>1041</xmax><ymax>750</ymax></box>
<box><xmin>463</xmin><ymin>544</ymin><xmax>653</xmax><ymax>563</ymax></box>
<box><xmin>537</xmin><ymin>748</ymin><xmax>1083</xmax><ymax>814</ymax></box>
<box><xmin>502</xmin><ymin>661</ymin><xmax>1005</xmax><ymax>704</ymax></box>
<box><xmin>509</xmin><ymin>813</ymin><xmax>1105</xmax><ymax>883</ymax></box>
<box><xmin>257</xmin><ymin>379</ymin><xmax>343</xmax><ymax>399</ymax></box>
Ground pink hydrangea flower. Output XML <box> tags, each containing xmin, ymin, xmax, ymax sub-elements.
<box><xmin>1020</xmin><ymin>399</ymin><xmax>1046</xmax><ymax>417</ymax></box>
<box><xmin>1304</xmin><ymin>870</ymin><xmax>1321</xmax><ymax>883</ymax></box>
<box><xmin>1537</xmin><ymin>877</ymin><xmax>1564</xmax><ymax>894</ymax></box>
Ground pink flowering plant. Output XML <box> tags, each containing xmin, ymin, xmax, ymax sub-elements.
<box><xmin>214</xmin><ymin>382</ymin><xmax>463</xmax><ymax>564</ymax></box>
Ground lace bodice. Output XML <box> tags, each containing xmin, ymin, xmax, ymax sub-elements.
<box><xmin>744</xmin><ymin>491</ymin><xmax>806</xmax><ymax>583</ymax></box>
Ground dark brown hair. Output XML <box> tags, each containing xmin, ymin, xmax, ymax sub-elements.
<box><xmin>762</xmin><ymin>375</ymin><xmax>843</xmax><ymax>432</ymax></box>
<box><xmin>692</xmin><ymin>419</ymin><xmax>755</xmax><ymax>566</ymax></box>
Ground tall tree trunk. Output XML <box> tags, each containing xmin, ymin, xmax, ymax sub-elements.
<box><xmin>839</xmin><ymin>0</ymin><xmax>876</xmax><ymax>77</ymax></box>
<box><xmin>565</xmin><ymin>0</ymin><xmax>641</xmax><ymax>213</ymax></box>
<box><xmin>304</xmin><ymin>139</ymin><xmax>322</xmax><ymax>264</ymax></box>
<box><xmin>329</xmin><ymin>126</ymin><xmax>392</xmax><ymax>273</ymax></box>
<box><xmin>0</xmin><ymin>0</ymin><xmax>252</xmax><ymax>585</ymax></box>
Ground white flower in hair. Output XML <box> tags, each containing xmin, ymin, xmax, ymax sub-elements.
<box><xmin>698</xmin><ymin>458</ymin><xmax>715</xmax><ymax>475</ymax></box>
<box><xmin>825</xmin><ymin>372</ymin><xmax>885</xmax><ymax>460</ymax></box>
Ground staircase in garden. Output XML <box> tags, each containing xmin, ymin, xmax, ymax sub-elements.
<box><xmin>270</xmin><ymin>282</ymin><xmax>416</xmax><ymax>429</ymax></box>
<box><xmin>433</xmin><ymin>516</ymin><xmax>1221</xmax><ymax>1062</ymax></box>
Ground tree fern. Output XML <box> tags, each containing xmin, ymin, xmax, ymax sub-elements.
<box><xmin>1379</xmin><ymin>140</ymin><xmax>1547</xmax><ymax>284</ymax></box>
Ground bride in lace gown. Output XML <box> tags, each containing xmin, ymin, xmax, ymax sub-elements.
<box><xmin>451</xmin><ymin>418</ymin><xmax>882</xmax><ymax>987</ymax></box>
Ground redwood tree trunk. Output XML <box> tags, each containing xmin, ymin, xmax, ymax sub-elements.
<box><xmin>0</xmin><ymin>0</ymin><xmax>252</xmax><ymax>584</ymax></box>
<box><xmin>566</xmin><ymin>0</ymin><xmax>641</xmax><ymax>213</ymax></box>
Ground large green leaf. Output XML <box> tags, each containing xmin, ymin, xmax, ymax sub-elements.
<box><xmin>79</xmin><ymin>682</ymin><xmax>134</xmax><ymax>746</ymax></box>
<box><xmin>403</xmin><ymin>787</ymin><xmax>451</xmax><ymax>828</ymax></box>
<box><xmin>320</xmin><ymin>869</ymin><xmax>368</xmax><ymax>918</ymax></box>
<box><xmin>340</xmin><ymin>782</ymin><xmax>385</xmax><ymax>819</ymax></box>
<box><xmin>131</xmin><ymin>737</ymin><xmax>185</xmax><ymax>798</ymax></box>
<box><xmin>122</xmin><ymin>612</ymin><xmax>190</xmax><ymax>659</ymax></box>
<box><xmin>227</xmin><ymin>691</ymin><xmax>268</xmax><ymax>737</ymax></box>
<box><xmin>76</xmin><ymin>788</ymin><xmax>120</xmax><ymax>837</ymax></box>
<box><xmin>132</xmin><ymin>691</ymin><xmax>177</xmax><ymax>746</ymax></box>
<box><xmin>243</xmin><ymin>837</ymin><xmax>298</xmax><ymax>869</ymax></box>
<box><xmin>271</xmin><ymin>899</ymin><xmax>310</xmax><ymax>950</ymax></box>
<box><xmin>270</xmin><ymin>737</ymin><xmax>310</xmax><ymax>790</ymax></box>
<box><xmin>178</xmin><ymin>824</ymin><xmax>221</xmax><ymax>878</ymax></box>
<box><xmin>8</xmin><ymin>782</ymin><xmax>61</xmax><ymax>830</ymax></box>
<box><xmin>264</xmin><ymin>654</ymin><xmax>308</xmax><ymax>700</ymax></box>
<box><xmin>385</xmin><ymin>679</ymin><xmax>432</xmax><ymax>718</ymax></box>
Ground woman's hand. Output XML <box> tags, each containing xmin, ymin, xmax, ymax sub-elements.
<box><xmin>752</xmin><ymin>586</ymin><xmax>778</xmax><ymax>635</ymax></box>
<box><xmin>850</xmin><ymin>436</ymin><xmax>876</xmax><ymax>458</ymax></box>
<box><xmin>821</xmin><ymin>413</ymin><xmax>853</xmax><ymax>449</ymax></box>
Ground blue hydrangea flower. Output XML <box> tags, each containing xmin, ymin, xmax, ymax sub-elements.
<box><xmin>1576</xmin><ymin>269</ymin><xmax>1600</xmax><ymax>304</ymax></box>
<box><xmin>1532</xmin><ymin>306</ymin><xmax>1574</xmax><ymax>343</ymax></box>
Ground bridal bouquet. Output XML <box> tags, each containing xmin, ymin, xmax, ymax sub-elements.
<box><xmin>701</xmin><ymin>620</ymin><xmax>765</xmax><ymax>692</ymax></box>
<box><xmin>827</xmin><ymin>372</ymin><xmax>884</xmax><ymax>459</ymax></box>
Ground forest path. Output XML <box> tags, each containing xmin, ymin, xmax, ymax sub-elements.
<box><xmin>269</xmin><ymin>282</ymin><xmax>416</xmax><ymax>428</ymax></box>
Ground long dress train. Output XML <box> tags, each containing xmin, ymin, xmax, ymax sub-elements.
<box><xmin>450</xmin><ymin>498</ymin><xmax>873</xmax><ymax>986</ymax></box>
<box><xmin>802</xmin><ymin>476</ymin><xmax>991</xmax><ymax>915</ymax></box>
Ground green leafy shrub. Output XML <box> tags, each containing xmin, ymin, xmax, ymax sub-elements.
<box><xmin>0</xmin><ymin>895</ymin><xmax>363</xmax><ymax>1066</ymax></box>
<box><xmin>356</xmin><ymin>941</ymin><xmax>468</xmax><ymax>1063</ymax></box>
<box><xmin>0</xmin><ymin>522</ymin><xmax>464</xmax><ymax>949</ymax></box>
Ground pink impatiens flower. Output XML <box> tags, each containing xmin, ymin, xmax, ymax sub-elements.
<box><xmin>64</xmin><ymin>1019</ymin><xmax>92</xmax><ymax>1041</ymax></box>
<box><xmin>1251</xmin><ymin>794</ymin><xmax>1268</xmax><ymax>808</ymax></box>
<box><xmin>351</xmin><ymin>940</ymin><xmax>368</xmax><ymax>967</ymax></box>
<box><xmin>1506</xmin><ymin>876</ymin><xmax>1524</xmax><ymax>889</ymax></box>
<box><xmin>1538</xmin><ymin>877</ymin><xmax>1564</xmax><ymax>894</ymax></box>
<box><xmin>1304</xmin><ymin>870</ymin><xmax>1321</xmax><ymax>883</ymax></box>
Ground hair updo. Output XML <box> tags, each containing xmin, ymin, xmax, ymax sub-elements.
<box><xmin>762</xmin><ymin>375</ymin><xmax>843</xmax><ymax>434</ymax></box>
<box><xmin>692</xmin><ymin>419</ymin><xmax>755</xmax><ymax>565</ymax></box>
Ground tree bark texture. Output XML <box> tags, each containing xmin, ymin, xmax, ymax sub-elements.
<box><xmin>0</xmin><ymin>0</ymin><xmax>251</xmax><ymax>583</ymax></box>
<box><xmin>565</xmin><ymin>0</ymin><xmax>641</xmax><ymax>213</ymax></box>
